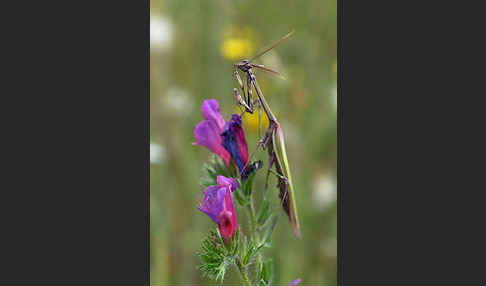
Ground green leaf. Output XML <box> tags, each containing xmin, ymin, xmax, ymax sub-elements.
<box><xmin>258</xmin><ymin>279</ymin><xmax>269</xmax><ymax>286</ymax></box>
<box><xmin>197</xmin><ymin>229</ymin><xmax>231</xmax><ymax>282</ymax></box>
<box><xmin>232</xmin><ymin>229</ymin><xmax>240</xmax><ymax>256</ymax></box>
<box><xmin>258</xmin><ymin>259</ymin><xmax>274</xmax><ymax>285</ymax></box>
<box><xmin>259</xmin><ymin>213</ymin><xmax>280</xmax><ymax>247</ymax></box>
<box><xmin>257</xmin><ymin>200</ymin><xmax>271</xmax><ymax>227</ymax></box>
<box><xmin>200</xmin><ymin>155</ymin><xmax>232</xmax><ymax>188</ymax></box>
<box><xmin>233</xmin><ymin>185</ymin><xmax>249</xmax><ymax>206</ymax></box>
<box><xmin>243</xmin><ymin>172</ymin><xmax>256</xmax><ymax>196</ymax></box>
<box><xmin>242</xmin><ymin>239</ymin><xmax>256</xmax><ymax>266</ymax></box>
<box><xmin>240</xmin><ymin>235</ymin><xmax>247</xmax><ymax>261</ymax></box>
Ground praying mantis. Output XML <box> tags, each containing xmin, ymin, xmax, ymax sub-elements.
<box><xmin>232</xmin><ymin>31</ymin><xmax>301</xmax><ymax>239</ymax></box>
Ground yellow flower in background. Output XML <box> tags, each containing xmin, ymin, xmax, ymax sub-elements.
<box><xmin>221</xmin><ymin>38</ymin><xmax>254</xmax><ymax>61</ymax></box>
<box><xmin>233</xmin><ymin>107</ymin><xmax>270</xmax><ymax>134</ymax></box>
<box><xmin>220</xmin><ymin>26</ymin><xmax>257</xmax><ymax>61</ymax></box>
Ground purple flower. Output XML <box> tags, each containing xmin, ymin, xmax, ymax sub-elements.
<box><xmin>290</xmin><ymin>278</ymin><xmax>302</xmax><ymax>286</ymax></box>
<box><xmin>193</xmin><ymin>100</ymin><xmax>249</xmax><ymax>175</ymax></box>
<box><xmin>197</xmin><ymin>175</ymin><xmax>239</xmax><ymax>240</ymax></box>
<box><xmin>221</xmin><ymin>114</ymin><xmax>249</xmax><ymax>174</ymax></box>
<box><xmin>193</xmin><ymin>99</ymin><xmax>231</xmax><ymax>165</ymax></box>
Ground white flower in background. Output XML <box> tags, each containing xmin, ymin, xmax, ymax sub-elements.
<box><xmin>150</xmin><ymin>143</ymin><xmax>165</xmax><ymax>164</ymax></box>
<box><xmin>150</xmin><ymin>15</ymin><xmax>173</xmax><ymax>51</ymax></box>
<box><xmin>161</xmin><ymin>87</ymin><xmax>194</xmax><ymax>116</ymax></box>
<box><xmin>312</xmin><ymin>172</ymin><xmax>336</xmax><ymax>211</ymax></box>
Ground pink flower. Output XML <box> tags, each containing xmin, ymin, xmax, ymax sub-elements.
<box><xmin>197</xmin><ymin>175</ymin><xmax>239</xmax><ymax>240</ymax></box>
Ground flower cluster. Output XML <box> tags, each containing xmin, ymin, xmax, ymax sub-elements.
<box><xmin>193</xmin><ymin>99</ymin><xmax>302</xmax><ymax>285</ymax></box>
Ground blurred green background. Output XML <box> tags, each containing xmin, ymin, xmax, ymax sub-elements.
<box><xmin>150</xmin><ymin>0</ymin><xmax>336</xmax><ymax>285</ymax></box>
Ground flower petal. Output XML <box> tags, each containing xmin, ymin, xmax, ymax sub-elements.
<box><xmin>230</xmin><ymin>114</ymin><xmax>249</xmax><ymax>165</ymax></box>
<box><xmin>201</xmin><ymin>99</ymin><xmax>226</xmax><ymax>130</ymax></box>
<box><xmin>217</xmin><ymin>175</ymin><xmax>238</xmax><ymax>192</ymax></box>
<box><xmin>221</xmin><ymin>114</ymin><xmax>249</xmax><ymax>174</ymax></box>
<box><xmin>223</xmin><ymin>187</ymin><xmax>238</xmax><ymax>236</ymax></box>
<box><xmin>193</xmin><ymin>120</ymin><xmax>230</xmax><ymax>164</ymax></box>
<box><xmin>217</xmin><ymin>187</ymin><xmax>238</xmax><ymax>239</ymax></box>
<box><xmin>217</xmin><ymin>210</ymin><xmax>235</xmax><ymax>239</ymax></box>
<box><xmin>197</xmin><ymin>185</ymin><xmax>226</xmax><ymax>223</ymax></box>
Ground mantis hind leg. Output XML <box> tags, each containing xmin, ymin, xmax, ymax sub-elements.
<box><xmin>257</xmin><ymin>99</ymin><xmax>262</xmax><ymax>138</ymax></box>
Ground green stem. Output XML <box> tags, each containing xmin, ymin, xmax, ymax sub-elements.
<box><xmin>247</xmin><ymin>197</ymin><xmax>263</xmax><ymax>272</ymax></box>
<box><xmin>247</xmin><ymin>201</ymin><xmax>257</xmax><ymax>242</ymax></box>
<box><xmin>236</xmin><ymin>258</ymin><xmax>252</xmax><ymax>286</ymax></box>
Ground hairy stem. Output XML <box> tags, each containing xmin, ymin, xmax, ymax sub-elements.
<box><xmin>236</xmin><ymin>258</ymin><xmax>252</xmax><ymax>286</ymax></box>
